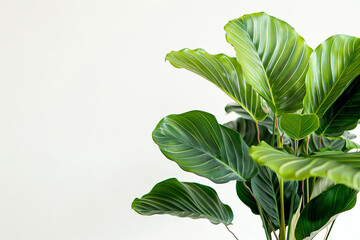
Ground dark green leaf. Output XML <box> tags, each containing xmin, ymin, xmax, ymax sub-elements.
<box><xmin>153</xmin><ymin>110</ymin><xmax>258</xmax><ymax>183</ymax></box>
<box><xmin>295</xmin><ymin>184</ymin><xmax>357</xmax><ymax>240</ymax></box>
<box><xmin>166</xmin><ymin>48</ymin><xmax>267</xmax><ymax>121</ymax></box>
<box><xmin>316</xmin><ymin>75</ymin><xmax>360</xmax><ymax>137</ymax></box>
<box><xmin>280</xmin><ymin>113</ymin><xmax>319</xmax><ymax>140</ymax></box>
<box><xmin>236</xmin><ymin>181</ymin><xmax>259</xmax><ymax>215</ymax></box>
<box><xmin>132</xmin><ymin>178</ymin><xmax>233</xmax><ymax>225</ymax></box>
<box><xmin>224</xmin><ymin>12</ymin><xmax>312</xmax><ymax>114</ymax></box>
<box><xmin>304</xmin><ymin>35</ymin><xmax>360</xmax><ymax>118</ymax></box>
<box><xmin>225</xmin><ymin>102</ymin><xmax>273</xmax><ymax>129</ymax></box>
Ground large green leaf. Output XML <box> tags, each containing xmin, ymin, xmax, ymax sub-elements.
<box><xmin>303</xmin><ymin>35</ymin><xmax>360</xmax><ymax>118</ymax></box>
<box><xmin>153</xmin><ymin>110</ymin><xmax>258</xmax><ymax>183</ymax></box>
<box><xmin>251</xmin><ymin>166</ymin><xmax>300</xmax><ymax>229</ymax></box>
<box><xmin>250</xmin><ymin>141</ymin><xmax>360</xmax><ymax>189</ymax></box>
<box><xmin>295</xmin><ymin>184</ymin><xmax>357</xmax><ymax>240</ymax></box>
<box><xmin>316</xmin><ymin>75</ymin><xmax>360</xmax><ymax>137</ymax></box>
<box><xmin>132</xmin><ymin>178</ymin><xmax>233</xmax><ymax>225</ymax></box>
<box><xmin>224</xmin><ymin>12</ymin><xmax>312</xmax><ymax>114</ymax></box>
<box><xmin>280</xmin><ymin>113</ymin><xmax>319</xmax><ymax>140</ymax></box>
<box><xmin>166</xmin><ymin>48</ymin><xmax>267</xmax><ymax>121</ymax></box>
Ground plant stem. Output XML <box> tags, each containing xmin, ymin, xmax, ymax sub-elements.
<box><xmin>244</xmin><ymin>182</ymin><xmax>279</xmax><ymax>240</ymax></box>
<box><xmin>286</xmin><ymin>182</ymin><xmax>297</xmax><ymax>240</ymax></box>
<box><xmin>302</xmin><ymin>180</ymin><xmax>305</xmax><ymax>208</ymax></box>
<box><xmin>294</xmin><ymin>139</ymin><xmax>298</xmax><ymax>156</ymax></box>
<box><xmin>279</xmin><ymin>177</ymin><xmax>286</xmax><ymax>240</ymax></box>
<box><xmin>318</xmin><ymin>136</ymin><xmax>322</xmax><ymax>151</ymax></box>
<box><xmin>306</xmin><ymin>178</ymin><xmax>310</xmax><ymax>203</ymax></box>
<box><xmin>225</xmin><ymin>225</ymin><xmax>239</xmax><ymax>240</ymax></box>
<box><xmin>306</xmin><ymin>135</ymin><xmax>309</xmax><ymax>155</ymax></box>
<box><xmin>324</xmin><ymin>220</ymin><xmax>336</xmax><ymax>240</ymax></box>
<box><xmin>255</xmin><ymin>121</ymin><xmax>261</xmax><ymax>144</ymax></box>
<box><xmin>272</xmin><ymin>117</ymin><xmax>276</xmax><ymax>147</ymax></box>
<box><xmin>275</xmin><ymin>116</ymin><xmax>282</xmax><ymax>148</ymax></box>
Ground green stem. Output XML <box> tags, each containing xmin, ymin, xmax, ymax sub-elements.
<box><xmin>324</xmin><ymin>220</ymin><xmax>336</xmax><ymax>240</ymax></box>
<box><xmin>275</xmin><ymin>116</ymin><xmax>282</xmax><ymax>148</ymax></box>
<box><xmin>257</xmin><ymin>203</ymin><xmax>271</xmax><ymax>240</ymax></box>
<box><xmin>279</xmin><ymin>177</ymin><xmax>286</xmax><ymax>240</ymax></box>
<box><xmin>286</xmin><ymin>182</ymin><xmax>297</xmax><ymax>240</ymax></box>
<box><xmin>272</xmin><ymin>117</ymin><xmax>276</xmax><ymax>147</ymax></box>
<box><xmin>294</xmin><ymin>139</ymin><xmax>298</xmax><ymax>156</ymax></box>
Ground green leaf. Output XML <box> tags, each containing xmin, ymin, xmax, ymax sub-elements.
<box><xmin>299</xmin><ymin>132</ymin><xmax>360</xmax><ymax>154</ymax></box>
<box><xmin>280</xmin><ymin>113</ymin><xmax>319</xmax><ymax>140</ymax></box>
<box><xmin>224</xmin><ymin>12</ymin><xmax>312</xmax><ymax>115</ymax></box>
<box><xmin>224</xmin><ymin>118</ymin><xmax>273</xmax><ymax>147</ymax></box>
<box><xmin>250</xmin><ymin>141</ymin><xmax>360</xmax><ymax>189</ymax></box>
<box><xmin>225</xmin><ymin>102</ymin><xmax>273</xmax><ymax>129</ymax></box>
<box><xmin>310</xmin><ymin>178</ymin><xmax>335</xmax><ymax>200</ymax></box>
<box><xmin>295</xmin><ymin>184</ymin><xmax>357</xmax><ymax>240</ymax></box>
<box><xmin>288</xmin><ymin>199</ymin><xmax>302</xmax><ymax>240</ymax></box>
<box><xmin>236</xmin><ymin>181</ymin><xmax>259</xmax><ymax>215</ymax></box>
<box><xmin>153</xmin><ymin>110</ymin><xmax>258</xmax><ymax>183</ymax></box>
<box><xmin>251</xmin><ymin>166</ymin><xmax>300</xmax><ymax>229</ymax></box>
<box><xmin>316</xmin><ymin>75</ymin><xmax>360</xmax><ymax>137</ymax></box>
<box><xmin>132</xmin><ymin>178</ymin><xmax>233</xmax><ymax>225</ymax></box>
<box><xmin>304</xmin><ymin>35</ymin><xmax>360</xmax><ymax>118</ymax></box>
<box><xmin>166</xmin><ymin>48</ymin><xmax>267</xmax><ymax>121</ymax></box>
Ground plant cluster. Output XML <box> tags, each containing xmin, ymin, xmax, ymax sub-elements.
<box><xmin>132</xmin><ymin>12</ymin><xmax>360</xmax><ymax>240</ymax></box>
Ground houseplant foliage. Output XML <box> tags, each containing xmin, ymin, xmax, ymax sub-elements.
<box><xmin>131</xmin><ymin>12</ymin><xmax>360</xmax><ymax>240</ymax></box>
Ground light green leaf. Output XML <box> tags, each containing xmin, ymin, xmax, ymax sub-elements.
<box><xmin>132</xmin><ymin>178</ymin><xmax>233</xmax><ymax>225</ymax></box>
<box><xmin>310</xmin><ymin>178</ymin><xmax>335</xmax><ymax>200</ymax></box>
<box><xmin>153</xmin><ymin>110</ymin><xmax>258</xmax><ymax>183</ymax></box>
<box><xmin>224</xmin><ymin>12</ymin><xmax>312</xmax><ymax>115</ymax></box>
<box><xmin>304</xmin><ymin>35</ymin><xmax>360</xmax><ymax>118</ymax></box>
<box><xmin>295</xmin><ymin>184</ymin><xmax>357</xmax><ymax>240</ymax></box>
<box><xmin>288</xmin><ymin>199</ymin><xmax>302</xmax><ymax>240</ymax></box>
<box><xmin>280</xmin><ymin>113</ymin><xmax>319</xmax><ymax>140</ymax></box>
<box><xmin>166</xmin><ymin>48</ymin><xmax>267</xmax><ymax>121</ymax></box>
<box><xmin>250</xmin><ymin>141</ymin><xmax>360</xmax><ymax>189</ymax></box>
<box><xmin>316</xmin><ymin>75</ymin><xmax>360</xmax><ymax>137</ymax></box>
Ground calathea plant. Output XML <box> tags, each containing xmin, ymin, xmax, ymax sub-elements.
<box><xmin>131</xmin><ymin>12</ymin><xmax>360</xmax><ymax>240</ymax></box>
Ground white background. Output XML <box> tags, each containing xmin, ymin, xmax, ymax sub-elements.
<box><xmin>0</xmin><ymin>0</ymin><xmax>360</xmax><ymax>239</ymax></box>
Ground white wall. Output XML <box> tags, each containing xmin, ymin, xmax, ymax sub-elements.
<box><xmin>0</xmin><ymin>0</ymin><xmax>359</xmax><ymax>239</ymax></box>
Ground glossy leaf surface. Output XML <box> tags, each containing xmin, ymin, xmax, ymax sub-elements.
<box><xmin>153</xmin><ymin>111</ymin><xmax>257</xmax><ymax>183</ymax></box>
<box><xmin>316</xmin><ymin>75</ymin><xmax>360</xmax><ymax>137</ymax></box>
<box><xmin>304</xmin><ymin>35</ymin><xmax>360</xmax><ymax>118</ymax></box>
<box><xmin>225</xmin><ymin>12</ymin><xmax>312</xmax><ymax>114</ymax></box>
<box><xmin>250</xmin><ymin>141</ymin><xmax>360</xmax><ymax>189</ymax></box>
<box><xmin>295</xmin><ymin>184</ymin><xmax>357</xmax><ymax>240</ymax></box>
<box><xmin>166</xmin><ymin>48</ymin><xmax>267</xmax><ymax>121</ymax></box>
<box><xmin>280</xmin><ymin>113</ymin><xmax>319</xmax><ymax>140</ymax></box>
<box><xmin>132</xmin><ymin>178</ymin><xmax>233</xmax><ymax>225</ymax></box>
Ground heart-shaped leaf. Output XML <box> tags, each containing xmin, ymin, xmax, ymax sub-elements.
<box><xmin>250</xmin><ymin>141</ymin><xmax>360</xmax><ymax>189</ymax></box>
<box><xmin>295</xmin><ymin>184</ymin><xmax>357</xmax><ymax>240</ymax></box>
<box><xmin>153</xmin><ymin>110</ymin><xmax>258</xmax><ymax>183</ymax></box>
<box><xmin>224</xmin><ymin>12</ymin><xmax>312</xmax><ymax>115</ymax></box>
<box><xmin>166</xmin><ymin>48</ymin><xmax>267</xmax><ymax>121</ymax></box>
<box><xmin>132</xmin><ymin>178</ymin><xmax>234</xmax><ymax>225</ymax></box>
<box><xmin>303</xmin><ymin>35</ymin><xmax>360</xmax><ymax>118</ymax></box>
<box><xmin>280</xmin><ymin>113</ymin><xmax>319</xmax><ymax>140</ymax></box>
